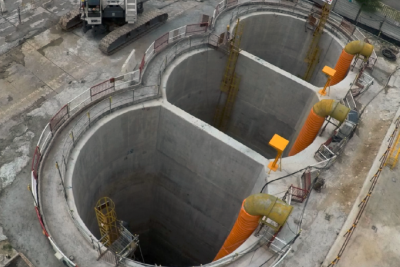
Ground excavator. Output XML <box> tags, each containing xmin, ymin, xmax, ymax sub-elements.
<box><xmin>60</xmin><ymin>0</ymin><xmax>168</xmax><ymax>55</ymax></box>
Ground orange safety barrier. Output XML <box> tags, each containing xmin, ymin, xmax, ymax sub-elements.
<box><xmin>213</xmin><ymin>201</ymin><xmax>261</xmax><ymax>261</ymax></box>
<box><xmin>329</xmin><ymin>49</ymin><xmax>355</xmax><ymax>86</ymax></box>
<box><xmin>288</xmin><ymin>108</ymin><xmax>325</xmax><ymax>156</ymax></box>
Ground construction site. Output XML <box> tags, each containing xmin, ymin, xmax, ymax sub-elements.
<box><xmin>1</xmin><ymin>0</ymin><xmax>400</xmax><ymax>266</ymax></box>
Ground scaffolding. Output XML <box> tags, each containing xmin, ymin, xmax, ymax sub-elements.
<box><xmin>213</xmin><ymin>19</ymin><xmax>243</xmax><ymax>132</ymax></box>
<box><xmin>95</xmin><ymin>197</ymin><xmax>120</xmax><ymax>248</ymax></box>
<box><xmin>303</xmin><ymin>3</ymin><xmax>331</xmax><ymax>82</ymax></box>
<box><xmin>97</xmin><ymin>222</ymin><xmax>140</xmax><ymax>265</ymax></box>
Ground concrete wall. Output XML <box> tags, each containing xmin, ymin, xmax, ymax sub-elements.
<box><xmin>165</xmin><ymin>49</ymin><xmax>319</xmax><ymax>158</ymax></box>
<box><xmin>239</xmin><ymin>14</ymin><xmax>343</xmax><ymax>87</ymax></box>
<box><xmin>166</xmin><ymin>49</ymin><xmax>227</xmax><ymax>124</ymax></box>
<box><xmin>231</xmin><ymin>51</ymin><xmax>319</xmax><ymax>157</ymax></box>
<box><xmin>72</xmin><ymin>107</ymin><xmax>160</xmax><ymax>239</ymax></box>
<box><xmin>71</xmin><ymin>105</ymin><xmax>264</xmax><ymax>265</ymax></box>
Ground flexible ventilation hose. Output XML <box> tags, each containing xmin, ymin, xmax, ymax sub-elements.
<box><xmin>330</xmin><ymin>40</ymin><xmax>374</xmax><ymax>86</ymax></box>
<box><xmin>213</xmin><ymin>201</ymin><xmax>260</xmax><ymax>261</ymax></box>
<box><xmin>288</xmin><ymin>100</ymin><xmax>350</xmax><ymax>156</ymax></box>
<box><xmin>213</xmin><ymin>194</ymin><xmax>293</xmax><ymax>261</ymax></box>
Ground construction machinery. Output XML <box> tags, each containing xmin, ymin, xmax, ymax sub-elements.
<box><xmin>60</xmin><ymin>0</ymin><xmax>168</xmax><ymax>55</ymax></box>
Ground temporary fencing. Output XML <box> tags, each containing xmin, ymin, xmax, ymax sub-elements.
<box><xmin>49</xmin><ymin>104</ymin><xmax>69</xmax><ymax>134</ymax></box>
<box><xmin>332</xmin><ymin>0</ymin><xmax>400</xmax><ymax>42</ymax></box>
<box><xmin>327</xmin><ymin>116</ymin><xmax>400</xmax><ymax>266</ymax></box>
<box><xmin>154</xmin><ymin>32</ymin><xmax>170</xmax><ymax>53</ymax></box>
<box><xmin>90</xmin><ymin>78</ymin><xmax>115</xmax><ymax>101</ymax></box>
<box><xmin>31</xmin><ymin>146</ymin><xmax>41</xmax><ymax>179</ymax></box>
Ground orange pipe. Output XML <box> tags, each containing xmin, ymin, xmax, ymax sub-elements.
<box><xmin>288</xmin><ymin>108</ymin><xmax>325</xmax><ymax>156</ymax></box>
<box><xmin>329</xmin><ymin>49</ymin><xmax>355</xmax><ymax>86</ymax></box>
<box><xmin>213</xmin><ymin>200</ymin><xmax>260</xmax><ymax>261</ymax></box>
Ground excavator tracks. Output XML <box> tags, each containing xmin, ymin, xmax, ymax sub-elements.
<box><xmin>99</xmin><ymin>9</ymin><xmax>168</xmax><ymax>55</ymax></box>
<box><xmin>59</xmin><ymin>8</ymin><xmax>82</xmax><ymax>31</ymax></box>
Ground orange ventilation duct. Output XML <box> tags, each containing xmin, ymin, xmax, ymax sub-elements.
<box><xmin>288</xmin><ymin>108</ymin><xmax>325</xmax><ymax>157</ymax></box>
<box><xmin>213</xmin><ymin>194</ymin><xmax>293</xmax><ymax>261</ymax></box>
<box><xmin>213</xmin><ymin>201</ymin><xmax>260</xmax><ymax>261</ymax></box>
<box><xmin>289</xmin><ymin>100</ymin><xmax>350</xmax><ymax>156</ymax></box>
<box><xmin>330</xmin><ymin>40</ymin><xmax>374</xmax><ymax>86</ymax></box>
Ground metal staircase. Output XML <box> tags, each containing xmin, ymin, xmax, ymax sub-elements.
<box><xmin>125</xmin><ymin>0</ymin><xmax>137</xmax><ymax>24</ymax></box>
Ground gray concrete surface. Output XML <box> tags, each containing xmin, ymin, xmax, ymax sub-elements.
<box><xmin>165</xmin><ymin>48</ymin><xmax>318</xmax><ymax>158</ymax></box>
<box><xmin>336</xmin><ymin>167</ymin><xmax>400</xmax><ymax>267</ymax></box>
<box><xmin>0</xmin><ymin>0</ymin><xmax>76</xmax><ymax>54</ymax></box>
<box><xmin>239</xmin><ymin>13</ymin><xmax>343</xmax><ymax>87</ymax></box>
<box><xmin>69</xmin><ymin>104</ymin><xmax>264</xmax><ymax>265</ymax></box>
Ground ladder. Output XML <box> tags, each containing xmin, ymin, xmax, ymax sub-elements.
<box><xmin>95</xmin><ymin>197</ymin><xmax>120</xmax><ymax>247</ymax></box>
<box><xmin>125</xmin><ymin>0</ymin><xmax>137</xmax><ymax>24</ymax></box>
<box><xmin>303</xmin><ymin>3</ymin><xmax>331</xmax><ymax>81</ymax></box>
<box><xmin>213</xmin><ymin>19</ymin><xmax>243</xmax><ymax>131</ymax></box>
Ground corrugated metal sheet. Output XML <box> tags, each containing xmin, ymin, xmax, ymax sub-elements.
<box><xmin>358</xmin><ymin>11</ymin><xmax>385</xmax><ymax>29</ymax></box>
<box><xmin>333</xmin><ymin>0</ymin><xmax>360</xmax><ymax>20</ymax></box>
<box><xmin>331</xmin><ymin>0</ymin><xmax>400</xmax><ymax>42</ymax></box>
<box><xmin>382</xmin><ymin>20</ymin><xmax>400</xmax><ymax>41</ymax></box>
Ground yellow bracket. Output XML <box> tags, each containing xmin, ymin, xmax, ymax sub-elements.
<box><xmin>319</xmin><ymin>66</ymin><xmax>336</xmax><ymax>96</ymax></box>
<box><xmin>268</xmin><ymin>134</ymin><xmax>289</xmax><ymax>172</ymax></box>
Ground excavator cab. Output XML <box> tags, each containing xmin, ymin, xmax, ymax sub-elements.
<box><xmin>82</xmin><ymin>0</ymin><xmax>102</xmax><ymax>30</ymax></box>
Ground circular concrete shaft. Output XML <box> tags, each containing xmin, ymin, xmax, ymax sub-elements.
<box><xmin>70</xmin><ymin>105</ymin><xmax>265</xmax><ymax>266</ymax></box>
